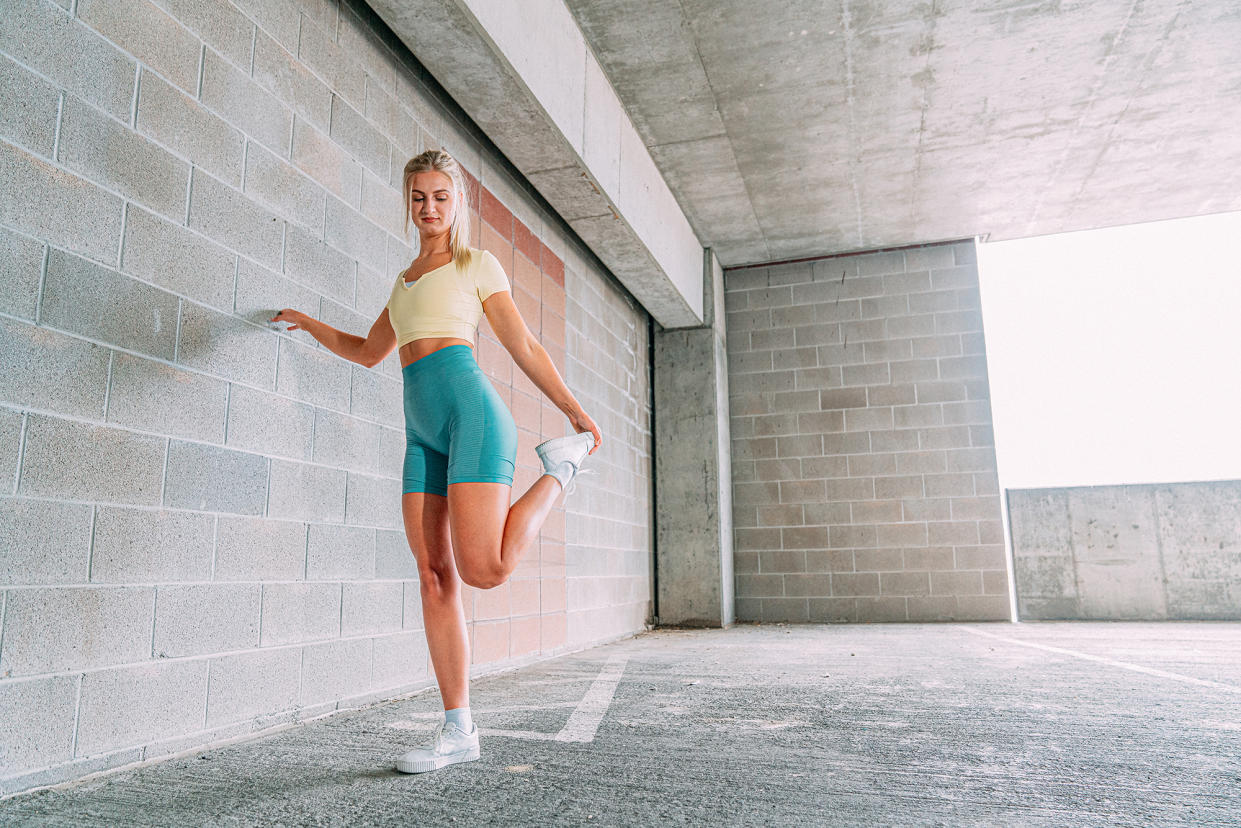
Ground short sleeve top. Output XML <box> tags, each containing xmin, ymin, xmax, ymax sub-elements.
<box><xmin>385</xmin><ymin>248</ymin><xmax>510</xmax><ymax>347</ymax></box>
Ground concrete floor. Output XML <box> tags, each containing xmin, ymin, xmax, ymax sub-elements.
<box><xmin>3</xmin><ymin>622</ymin><xmax>1239</xmax><ymax>826</ymax></box>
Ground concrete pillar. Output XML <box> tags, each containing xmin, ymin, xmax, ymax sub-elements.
<box><xmin>654</xmin><ymin>249</ymin><xmax>734</xmax><ymax>627</ymax></box>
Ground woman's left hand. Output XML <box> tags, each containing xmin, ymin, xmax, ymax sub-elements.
<box><xmin>569</xmin><ymin>410</ymin><xmax>602</xmax><ymax>455</ymax></box>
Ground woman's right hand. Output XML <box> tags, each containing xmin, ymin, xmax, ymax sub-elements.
<box><xmin>271</xmin><ymin>308</ymin><xmax>312</xmax><ymax>331</ymax></box>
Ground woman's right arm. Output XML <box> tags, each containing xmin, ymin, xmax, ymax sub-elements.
<box><xmin>270</xmin><ymin>308</ymin><xmax>397</xmax><ymax>368</ymax></box>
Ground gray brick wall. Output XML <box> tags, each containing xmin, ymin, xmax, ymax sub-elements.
<box><xmin>725</xmin><ymin>241</ymin><xmax>1009</xmax><ymax>623</ymax></box>
<box><xmin>565</xmin><ymin>253</ymin><xmax>653</xmax><ymax>648</ymax></box>
<box><xmin>0</xmin><ymin>0</ymin><xmax>653</xmax><ymax>795</ymax></box>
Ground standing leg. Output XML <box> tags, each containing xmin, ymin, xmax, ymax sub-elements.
<box><xmin>401</xmin><ymin>491</ymin><xmax>469</xmax><ymax>709</ymax></box>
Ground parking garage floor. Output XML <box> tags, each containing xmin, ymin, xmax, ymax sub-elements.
<box><xmin>2</xmin><ymin>622</ymin><xmax>1239</xmax><ymax>826</ymax></box>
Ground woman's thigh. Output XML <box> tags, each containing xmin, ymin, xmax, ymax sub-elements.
<box><xmin>401</xmin><ymin>491</ymin><xmax>456</xmax><ymax>587</ymax></box>
<box><xmin>446</xmin><ymin>482</ymin><xmax>512</xmax><ymax>573</ymax></box>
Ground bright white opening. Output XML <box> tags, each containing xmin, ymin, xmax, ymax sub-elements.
<box><xmin>977</xmin><ymin>210</ymin><xmax>1241</xmax><ymax>490</ymax></box>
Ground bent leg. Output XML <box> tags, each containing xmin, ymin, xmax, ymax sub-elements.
<box><xmin>447</xmin><ymin>476</ymin><xmax>561</xmax><ymax>589</ymax></box>
<box><xmin>402</xmin><ymin>491</ymin><xmax>470</xmax><ymax>710</ymax></box>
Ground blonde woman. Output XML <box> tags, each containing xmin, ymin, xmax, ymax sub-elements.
<box><xmin>272</xmin><ymin>148</ymin><xmax>600</xmax><ymax>773</ymax></box>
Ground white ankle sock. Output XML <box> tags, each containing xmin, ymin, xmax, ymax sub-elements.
<box><xmin>445</xmin><ymin>706</ymin><xmax>472</xmax><ymax>732</ymax></box>
<box><xmin>543</xmin><ymin>460</ymin><xmax>576</xmax><ymax>490</ymax></box>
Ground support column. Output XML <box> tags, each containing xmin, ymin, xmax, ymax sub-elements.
<box><xmin>654</xmin><ymin>249</ymin><xmax>734</xmax><ymax>627</ymax></box>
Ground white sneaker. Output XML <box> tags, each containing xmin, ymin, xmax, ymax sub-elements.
<box><xmin>535</xmin><ymin>431</ymin><xmax>595</xmax><ymax>474</ymax></box>
<box><xmin>394</xmin><ymin>721</ymin><xmax>480</xmax><ymax>774</ymax></box>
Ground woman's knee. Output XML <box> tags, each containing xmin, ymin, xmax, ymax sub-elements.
<box><xmin>418</xmin><ymin>560</ymin><xmax>461</xmax><ymax>601</ymax></box>
<box><xmin>456</xmin><ymin>557</ymin><xmax>506</xmax><ymax>590</ymax></box>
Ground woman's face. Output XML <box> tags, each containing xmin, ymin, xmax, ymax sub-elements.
<box><xmin>409</xmin><ymin>171</ymin><xmax>457</xmax><ymax>237</ymax></box>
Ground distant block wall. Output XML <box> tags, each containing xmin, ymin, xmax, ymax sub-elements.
<box><xmin>725</xmin><ymin>241</ymin><xmax>1009</xmax><ymax>623</ymax></box>
<box><xmin>0</xmin><ymin>0</ymin><xmax>650</xmax><ymax>795</ymax></box>
<box><xmin>1010</xmin><ymin>480</ymin><xmax>1241</xmax><ymax>620</ymax></box>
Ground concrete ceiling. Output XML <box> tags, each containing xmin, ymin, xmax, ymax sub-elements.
<box><xmin>563</xmin><ymin>0</ymin><xmax>1241</xmax><ymax>267</ymax></box>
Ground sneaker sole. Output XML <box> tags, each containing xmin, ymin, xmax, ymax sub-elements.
<box><xmin>535</xmin><ymin>432</ymin><xmax>595</xmax><ymax>466</ymax></box>
<box><xmin>394</xmin><ymin>745</ymin><xmax>480</xmax><ymax>774</ymax></box>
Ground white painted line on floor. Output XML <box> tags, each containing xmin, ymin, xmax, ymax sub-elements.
<box><xmin>484</xmin><ymin>653</ymin><xmax>631</xmax><ymax>744</ymax></box>
<box><xmin>553</xmin><ymin>654</ymin><xmax>629</xmax><ymax>743</ymax></box>
<box><xmin>959</xmin><ymin>626</ymin><xmax>1241</xmax><ymax>694</ymax></box>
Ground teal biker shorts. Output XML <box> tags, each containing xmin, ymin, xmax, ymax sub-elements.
<box><xmin>401</xmin><ymin>344</ymin><xmax>517</xmax><ymax>496</ymax></box>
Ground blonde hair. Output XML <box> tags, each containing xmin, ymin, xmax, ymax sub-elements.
<box><xmin>402</xmin><ymin>149</ymin><xmax>473</xmax><ymax>270</ymax></box>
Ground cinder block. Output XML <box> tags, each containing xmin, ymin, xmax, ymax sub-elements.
<box><xmin>307</xmin><ymin>523</ymin><xmax>375</xmax><ymax>580</ymax></box>
<box><xmin>254</xmin><ymin>31</ymin><xmax>333</xmax><ymax>132</ymax></box>
<box><xmin>231</xmin><ymin>0</ymin><xmax>300</xmax><ymax>53</ymax></box>
<box><xmin>371</xmin><ymin>630</ymin><xmax>429</xmax><ymax>690</ymax></box>
<box><xmin>291</xmin><ymin>116</ymin><xmax>361</xmax><ymax>206</ymax></box>
<box><xmin>244</xmin><ymin>141</ymin><xmax>326</xmax><ymax>232</ymax></box>
<box><xmin>275</xmin><ymin>336</ymin><xmax>351</xmax><ymax>413</ymax></box>
<box><xmin>339</xmin><ymin>5</ymin><xmax>397</xmax><ymax>92</ymax></box>
<box><xmin>0</xmin><ymin>411</ymin><xmax>19</xmax><ymax>491</ymax></box>
<box><xmin>297</xmin><ymin>18</ymin><xmax>366</xmax><ymax>110</ymax></box>
<box><xmin>136</xmin><ymin>71</ymin><xmax>245</xmax><ymax>188</ymax></box>
<box><xmin>57</xmin><ymin>96</ymin><xmax>190</xmax><ymax>222</ymax></box>
<box><xmin>225</xmin><ymin>383</ymin><xmax>314</xmax><ymax>460</ymax></box>
<box><xmin>0</xmin><ymin>0</ymin><xmax>135</xmax><ymax>120</ymax></box>
<box><xmin>214</xmin><ymin>515</ymin><xmax>306</xmax><ymax>580</ymax></box>
<box><xmin>348</xmin><ymin>365</ymin><xmax>403</xmax><ymax>425</ymax></box>
<box><xmin>285</xmin><ymin>222</ymin><xmax>356</xmax><ymax>306</ymax></box>
<box><xmin>106</xmin><ymin>353</ymin><xmax>227</xmax><ymax>443</ymax></box>
<box><xmin>122</xmin><ymin>206</ymin><xmax>236</xmax><ymax>311</ymax></box>
<box><xmin>79</xmin><ymin>0</ymin><xmax>199</xmax><ymax>94</ymax></box>
<box><xmin>163</xmin><ymin>439</ymin><xmax>269</xmax><ymax>515</ymax></box>
<box><xmin>329</xmin><ymin>95</ymin><xmax>389</xmax><ymax>180</ymax></box>
<box><xmin>187</xmin><ymin>168</ymin><xmax>284</xmax><ymax>271</ymax></box>
<box><xmin>234</xmin><ymin>259</ymin><xmax>320</xmax><ymax>329</ymax></box>
<box><xmin>259</xmin><ymin>582</ymin><xmax>340</xmax><ymax>645</ymax></box>
<box><xmin>0</xmin><ymin>141</ymin><xmax>123</xmax><ymax>265</ymax></box>
<box><xmin>0</xmin><ymin>674</ymin><xmax>78</xmax><ymax>775</ymax></box>
<box><xmin>177</xmin><ymin>301</ymin><xmax>279</xmax><ymax>388</ymax></box>
<box><xmin>344</xmin><ymin>472</ymin><xmax>401</xmax><ymax>529</ymax></box>
<box><xmin>318</xmin><ymin>298</ymin><xmax>375</xmax><ymax>347</ymax></box>
<box><xmin>360</xmin><ymin>169</ymin><xmax>404</xmax><ymax>239</ymax></box>
<box><xmin>156</xmin><ymin>0</ymin><xmax>253</xmax><ymax>70</ymax></box>
<box><xmin>882</xmin><ymin>270</ymin><xmax>931</xmax><ymax>294</ymax></box>
<box><xmin>153</xmin><ymin>583</ymin><xmax>261</xmax><ymax>657</ymax></box>
<box><xmin>299</xmin><ymin>637</ymin><xmax>372</xmax><ymax>705</ymax></box>
<box><xmin>904</xmin><ymin>245</ymin><xmax>957</xmax><ymax>271</ymax></box>
<box><xmin>324</xmin><ymin>195</ymin><xmax>387</xmax><ymax>272</ymax></box>
<box><xmin>945</xmin><ymin>447</ymin><xmax>996</xmax><ymax>473</ymax></box>
<box><xmin>312</xmin><ymin>408</ymin><xmax>380</xmax><ymax>473</ymax></box>
<box><xmin>758</xmin><ymin>597</ymin><xmax>807</xmax><ymax>623</ymax></box>
<box><xmin>829</xmin><ymin>523</ymin><xmax>877</xmax><ymax>549</ymax></box>
<box><xmin>0</xmin><ymin>316</ymin><xmax>110</xmax><ymax>418</ymax></box>
<box><xmin>341</xmin><ymin>582</ymin><xmax>402</xmax><ymax>635</ymax></box>
<box><xmin>843</xmin><ymin>406</ymin><xmax>894</xmax><ymax>432</ymax></box>
<box><xmin>0</xmin><ymin>226</ymin><xmax>43</xmax><ymax>322</ymax></box>
<box><xmin>43</xmin><ymin>249</ymin><xmax>180</xmax><ymax>360</ymax></box>
<box><xmin>200</xmin><ymin>49</ymin><xmax>292</xmax><ymax>154</ymax></box>
<box><xmin>880</xmin><ymin>571</ymin><xmax>930</xmax><ymax>596</ymax></box>
<box><xmin>0</xmin><ymin>586</ymin><xmax>153</xmax><ymax>676</ymax></box>
<box><xmin>75</xmin><ymin>659</ymin><xmax>208</xmax><ymax>756</ymax></box>
<box><xmin>205</xmin><ymin>647</ymin><xmax>301</xmax><ymax>727</ymax></box>
<box><xmin>267</xmin><ymin>459</ymin><xmax>346</xmax><ymax>522</ymax></box>
<box><xmin>91</xmin><ymin>506</ymin><xmax>214</xmax><ymax>582</ymax></box>
<box><xmin>0</xmin><ymin>53</ymin><xmax>59</xmax><ymax>157</ymax></box>
<box><xmin>0</xmin><ymin>498</ymin><xmax>92</xmax><ymax>584</ymax></box>
<box><xmin>375</xmin><ymin>529</ymin><xmax>417</xmax><ymax>579</ymax></box>
<box><xmin>20</xmin><ymin>415</ymin><xmax>165</xmax><ymax>505</ymax></box>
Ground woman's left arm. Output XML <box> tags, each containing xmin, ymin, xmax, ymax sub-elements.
<box><xmin>483</xmin><ymin>292</ymin><xmax>601</xmax><ymax>454</ymax></box>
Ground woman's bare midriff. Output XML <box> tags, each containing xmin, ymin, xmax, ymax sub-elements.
<box><xmin>399</xmin><ymin>337</ymin><xmax>474</xmax><ymax>369</ymax></box>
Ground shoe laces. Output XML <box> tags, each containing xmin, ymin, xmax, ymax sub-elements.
<box><xmin>564</xmin><ymin>466</ymin><xmax>598</xmax><ymax>497</ymax></box>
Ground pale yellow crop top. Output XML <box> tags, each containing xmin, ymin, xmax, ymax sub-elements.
<box><xmin>385</xmin><ymin>248</ymin><xmax>510</xmax><ymax>347</ymax></box>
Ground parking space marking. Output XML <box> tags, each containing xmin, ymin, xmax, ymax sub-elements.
<box><xmin>959</xmin><ymin>626</ymin><xmax>1241</xmax><ymax>694</ymax></box>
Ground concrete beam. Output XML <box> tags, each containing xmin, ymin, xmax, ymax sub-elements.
<box><xmin>366</xmin><ymin>0</ymin><xmax>705</xmax><ymax>327</ymax></box>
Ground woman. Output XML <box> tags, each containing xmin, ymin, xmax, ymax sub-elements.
<box><xmin>272</xmin><ymin>148</ymin><xmax>600</xmax><ymax>774</ymax></box>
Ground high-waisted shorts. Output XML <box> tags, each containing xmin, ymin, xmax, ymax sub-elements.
<box><xmin>401</xmin><ymin>344</ymin><xmax>517</xmax><ymax>496</ymax></box>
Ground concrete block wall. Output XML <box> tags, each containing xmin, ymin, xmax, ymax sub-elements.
<box><xmin>1010</xmin><ymin>480</ymin><xmax>1241</xmax><ymax>620</ymax></box>
<box><xmin>0</xmin><ymin>0</ymin><xmax>651</xmax><ymax>795</ymax></box>
<box><xmin>564</xmin><ymin>253</ymin><xmax>654</xmax><ymax>647</ymax></box>
<box><xmin>725</xmin><ymin>241</ymin><xmax>1010</xmax><ymax>623</ymax></box>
